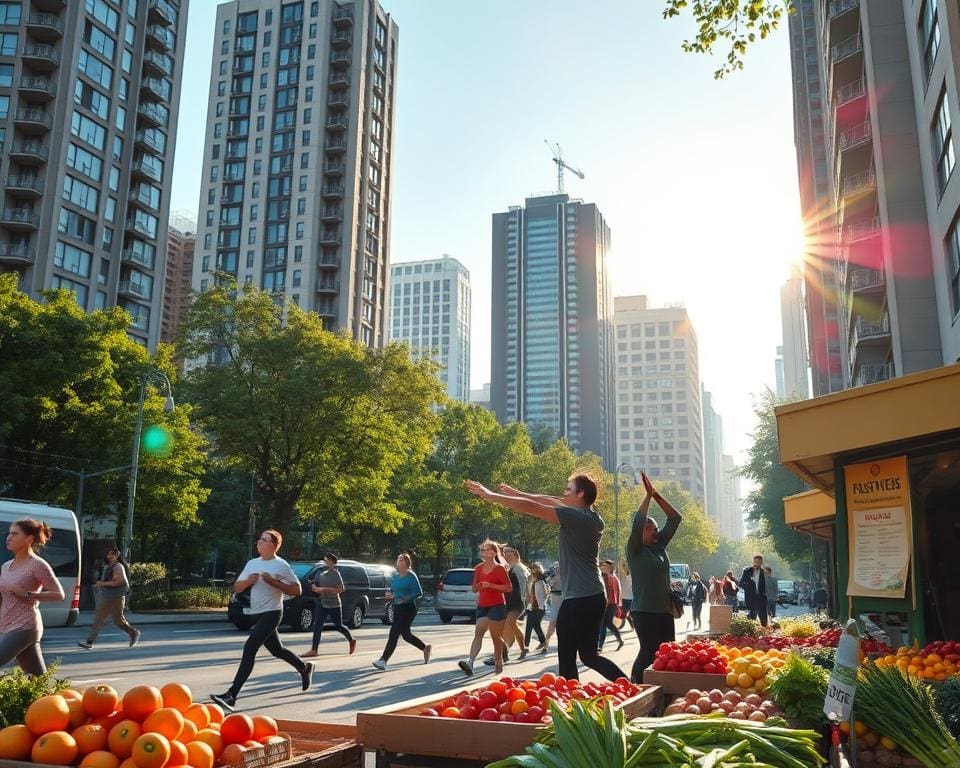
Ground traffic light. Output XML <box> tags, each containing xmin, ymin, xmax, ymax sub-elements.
<box><xmin>142</xmin><ymin>424</ymin><xmax>173</xmax><ymax>456</ymax></box>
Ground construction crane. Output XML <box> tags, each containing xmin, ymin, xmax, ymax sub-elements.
<box><xmin>545</xmin><ymin>140</ymin><xmax>585</xmax><ymax>194</ymax></box>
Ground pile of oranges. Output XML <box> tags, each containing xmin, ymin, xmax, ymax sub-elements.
<box><xmin>0</xmin><ymin>682</ymin><xmax>282</xmax><ymax>767</ymax></box>
<box><xmin>875</xmin><ymin>647</ymin><xmax>960</xmax><ymax>682</ymax></box>
<box><xmin>717</xmin><ymin>646</ymin><xmax>787</xmax><ymax>695</ymax></box>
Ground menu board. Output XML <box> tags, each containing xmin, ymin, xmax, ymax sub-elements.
<box><xmin>845</xmin><ymin>456</ymin><xmax>912</xmax><ymax>599</ymax></box>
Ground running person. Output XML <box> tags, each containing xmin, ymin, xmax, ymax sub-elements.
<box><xmin>79</xmin><ymin>548</ymin><xmax>140</xmax><ymax>650</ymax></box>
<box><xmin>458</xmin><ymin>540</ymin><xmax>511</xmax><ymax>676</ymax></box>
<box><xmin>301</xmin><ymin>553</ymin><xmax>356</xmax><ymax>658</ymax></box>
<box><xmin>487</xmin><ymin>545</ymin><xmax>528</xmax><ymax>665</ymax></box>
<box><xmin>466</xmin><ymin>475</ymin><xmax>627</xmax><ymax>682</ymax></box>
<box><xmin>211</xmin><ymin>530</ymin><xmax>313</xmax><ymax>711</ymax></box>
<box><xmin>372</xmin><ymin>553</ymin><xmax>430</xmax><ymax>670</ymax></box>
<box><xmin>0</xmin><ymin>518</ymin><xmax>64</xmax><ymax>675</ymax></box>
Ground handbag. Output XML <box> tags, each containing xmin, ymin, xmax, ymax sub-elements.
<box><xmin>668</xmin><ymin>589</ymin><xmax>684</xmax><ymax>619</ymax></box>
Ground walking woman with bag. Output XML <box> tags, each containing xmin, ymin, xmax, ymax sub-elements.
<box><xmin>372</xmin><ymin>553</ymin><xmax>431</xmax><ymax>670</ymax></box>
<box><xmin>523</xmin><ymin>563</ymin><xmax>548</xmax><ymax>650</ymax></box>
<box><xmin>79</xmin><ymin>548</ymin><xmax>140</xmax><ymax>649</ymax></box>
<box><xmin>626</xmin><ymin>472</ymin><xmax>683</xmax><ymax>683</ymax></box>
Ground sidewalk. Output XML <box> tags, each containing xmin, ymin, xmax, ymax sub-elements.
<box><xmin>69</xmin><ymin>609</ymin><xmax>229</xmax><ymax>627</ymax></box>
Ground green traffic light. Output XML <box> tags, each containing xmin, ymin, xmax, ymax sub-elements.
<box><xmin>142</xmin><ymin>424</ymin><xmax>172</xmax><ymax>456</ymax></box>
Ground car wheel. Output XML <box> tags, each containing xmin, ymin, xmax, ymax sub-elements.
<box><xmin>439</xmin><ymin>612</ymin><xmax>453</xmax><ymax>624</ymax></box>
<box><xmin>349</xmin><ymin>603</ymin><xmax>365</xmax><ymax>629</ymax></box>
<box><xmin>297</xmin><ymin>604</ymin><xmax>315</xmax><ymax>632</ymax></box>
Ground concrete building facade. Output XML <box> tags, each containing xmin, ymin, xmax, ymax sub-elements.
<box><xmin>193</xmin><ymin>0</ymin><xmax>398</xmax><ymax>348</ymax></box>
<box><xmin>160</xmin><ymin>225</ymin><xmax>194</xmax><ymax>344</ymax></box>
<box><xmin>612</xmin><ymin>296</ymin><xmax>705</xmax><ymax>500</ymax></box>
<box><xmin>780</xmin><ymin>265</ymin><xmax>811</xmax><ymax>398</ymax></box>
<box><xmin>0</xmin><ymin>0</ymin><xmax>188</xmax><ymax>348</ymax></box>
<box><xmin>389</xmin><ymin>255</ymin><xmax>470</xmax><ymax>402</ymax></box>
<box><xmin>775</xmin><ymin>345</ymin><xmax>787</xmax><ymax>398</ymax></box>
<box><xmin>490</xmin><ymin>193</ymin><xmax>615</xmax><ymax>466</ymax></box>
<box><xmin>719</xmin><ymin>453</ymin><xmax>743</xmax><ymax>540</ymax></box>
<box><xmin>701</xmin><ymin>386</ymin><xmax>723</xmax><ymax>529</ymax></box>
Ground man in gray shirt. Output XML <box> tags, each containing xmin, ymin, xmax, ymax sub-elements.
<box><xmin>466</xmin><ymin>475</ymin><xmax>626</xmax><ymax>682</ymax></box>
<box><xmin>301</xmin><ymin>553</ymin><xmax>356</xmax><ymax>658</ymax></box>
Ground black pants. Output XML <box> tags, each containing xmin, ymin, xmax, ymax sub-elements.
<box><xmin>748</xmin><ymin>596</ymin><xmax>768</xmax><ymax>627</ymax></box>
<box><xmin>598</xmin><ymin>604</ymin><xmax>622</xmax><ymax>648</ymax></box>
<box><xmin>524</xmin><ymin>608</ymin><xmax>545</xmax><ymax>645</ymax></box>
<box><xmin>631</xmin><ymin>611</ymin><xmax>675</xmax><ymax>683</ymax></box>
<box><xmin>382</xmin><ymin>603</ymin><xmax>425</xmax><ymax>661</ymax></box>
<box><xmin>691</xmin><ymin>600</ymin><xmax>704</xmax><ymax>628</ymax></box>
<box><xmin>556</xmin><ymin>594</ymin><xmax>627</xmax><ymax>682</ymax></box>
<box><xmin>311</xmin><ymin>604</ymin><xmax>353</xmax><ymax>649</ymax></box>
<box><xmin>229</xmin><ymin>610</ymin><xmax>305</xmax><ymax>697</ymax></box>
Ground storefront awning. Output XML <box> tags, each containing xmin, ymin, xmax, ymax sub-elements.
<box><xmin>783</xmin><ymin>489</ymin><xmax>835</xmax><ymax>539</ymax></box>
<box><xmin>775</xmin><ymin>363</ymin><xmax>960</xmax><ymax>495</ymax></box>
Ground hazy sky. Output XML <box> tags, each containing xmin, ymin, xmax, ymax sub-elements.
<box><xmin>169</xmin><ymin>1</ymin><xmax>803</xmax><ymax>461</ymax></box>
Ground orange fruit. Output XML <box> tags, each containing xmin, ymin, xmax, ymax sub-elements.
<box><xmin>67</xmin><ymin>696</ymin><xmax>89</xmax><ymax>728</ymax></box>
<box><xmin>123</xmin><ymin>686</ymin><xmax>163</xmax><ymax>723</ymax></box>
<box><xmin>185</xmin><ymin>740</ymin><xmax>214</xmax><ymax>768</ymax></box>
<box><xmin>32</xmin><ymin>731</ymin><xmax>78</xmax><ymax>765</ymax></box>
<box><xmin>169</xmin><ymin>739</ymin><xmax>189</xmax><ymax>766</ymax></box>
<box><xmin>84</xmin><ymin>686</ymin><xmax>120</xmax><ymax>718</ymax></box>
<box><xmin>132</xmin><ymin>733</ymin><xmax>171</xmax><ymax>768</ymax></box>
<box><xmin>250</xmin><ymin>716</ymin><xmax>277</xmax><ymax>743</ymax></box>
<box><xmin>193</xmin><ymin>729</ymin><xmax>223</xmax><ymax>759</ymax></box>
<box><xmin>72</xmin><ymin>724</ymin><xmax>108</xmax><ymax>755</ymax></box>
<box><xmin>108</xmin><ymin>721</ymin><xmax>143</xmax><ymax>759</ymax></box>
<box><xmin>0</xmin><ymin>724</ymin><xmax>35</xmax><ymax>760</ymax></box>
<box><xmin>143</xmin><ymin>707</ymin><xmax>184</xmax><ymax>741</ymax></box>
<box><xmin>183</xmin><ymin>705</ymin><xmax>210</xmax><ymax>731</ymax></box>
<box><xmin>179</xmin><ymin>720</ymin><xmax>198</xmax><ymax>744</ymax></box>
<box><xmin>160</xmin><ymin>683</ymin><xmax>193</xmax><ymax>713</ymax></box>
<box><xmin>219</xmin><ymin>714</ymin><xmax>253</xmax><ymax>746</ymax></box>
<box><xmin>206</xmin><ymin>704</ymin><xmax>224</xmax><ymax>725</ymax></box>
<box><xmin>80</xmin><ymin>750</ymin><xmax>121</xmax><ymax>768</ymax></box>
<box><xmin>119</xmin><ymin>758</ymin><xmax>137</xmax><ymax>768</ymax></box>
<box><xmin>61</xmin><ymin>688</ymin><xmax>84</xmax><ymax>701</ymax></box>
<box><xmin>95</xmin><ymin>710</ymin><xmax>127</xmax><ymax>732</ymax></box>
<box><xmin>26</xmin><ymin>695</ymin><xmax>71</xmax><ymax>736</ymax></box>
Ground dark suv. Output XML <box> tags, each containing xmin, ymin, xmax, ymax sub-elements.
<box><xmin>363</xmin><ymin>563</ymin><xmax>398</xmax><ymax>624</ymax></box>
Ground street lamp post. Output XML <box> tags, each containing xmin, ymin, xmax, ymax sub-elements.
<box><xmin>124</xmin><ymin>369</ymin><xmax>174</xmax><ymax>562</ymax></box>
<box><xmin>613</xmin><ymin>462</ymin><xmax>636</xmax><ymax>559</ymax></box>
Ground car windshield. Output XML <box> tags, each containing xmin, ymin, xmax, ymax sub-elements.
<box><xmin>442</xmin><ymin>570</ymin><xmax>473</xmax><ymax>586</ymax></box>
<box><xmin>291</xmin><ymin>563</ymin><xmax>315</xmax><ymax>578</ymax></box>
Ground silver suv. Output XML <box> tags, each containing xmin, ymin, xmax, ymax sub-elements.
<box><xmin>435</xmin><ymin>568</ymin><xmax>477</xmax><ymax>623</ymax></box>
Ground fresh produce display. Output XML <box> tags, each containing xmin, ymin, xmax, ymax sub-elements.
<box><xmin>778</xmin><ymin>615</ymin><xmax>819</xmax><ymax>639</ymax></box>
<box><xmin>875</xmin><ymin>646</ymin><xmax>960</xmax><ymax>681</ymax></box>
<box><xmin>717</xmin><ymin>627</ymin><xmax>892</xmax><ymax>654</ymax></box>
<box><xmin>416</xmin><ymin>673</ymin><xmax>644</xmax><ymax>723</ymax></box>
<box><xmin>765</xmin><ymin>652</ymin><xmax>828</xmax><ymax>728</ymax></box>
<box><xmin>650</xmin><ymin>641</ymin><xmax>726</xmax><ymax>674</ymax></box>
<box><xmin>0</xmin><ymin>666</ymin><xmax>70</xmax><ymax>729</ymax></box>
<box><xmin>719</xmin><ymin>647</ymin><xmax>785</xmax><ymax>693</ymax></box>
<box><xmin>663</xmin><ymin>688</ymin><xmax>781</xmax><ymax>721</ymax></box>
<box><xmin>0</xmin><ymin>681</ymin><xmax>285</xmax><ymax>768</ymax></box>
<box><xmin>934</xmin><ymin>677</ymin><xmax>960</xmax><ymax>739</ymax></box>
<box><xmin>799</xmin><ymin>646</ymin><xmax>836</xmax><ymax>671</ymax></box>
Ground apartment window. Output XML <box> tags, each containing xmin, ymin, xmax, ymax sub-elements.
<box><xmin>63</xmin><ymin>175</ymin><xmax>99</xmax><ymax>213</ymax></box>
<box><xmin>58</xmin><ymin>207</ymin><xmax>96</xmax><ymax>245</ymax></box>
<box><xmin>54</xmin><ymin>242</ymin><xmax>92</xmax><ymax>277</ymax></box>
<box><xmin>219</xmin><ymin>60</ymin><xmax>227</xmax><ymax>75</ymax></box>
<box><xmin>946</xmin><ymin>212</ymin><xmax>960</xmax><ymax>315</ymax></box>
<box><xmin>918</xmin><ymin>0</ymin><xmax>940</xmax><ymax>84</ymax></box>
<box><xmin>78</xmin><ymin>50</ymin><xmax>113</xmax><ymax>89</ymax></box>
<box><xmin>85</xmin><ymin>0</ymin><xmax>118</xmax><ymax>32</ymax></box>
<box><xmin>67</xmin><ymin>143</ymin><xmax>103</xmax><ymax>181</ymax></box>
<box><xmin>84</xmin><ymin>20</ymin><xmax>116</xmax><ymax>60</ymax></box>
<box><xmin>50</xmin><ymin>276</ymin><xmax>88</xmax><ymax>308</ymax></box>
<box><xmin>0</xmin><ymin>3</ymin><xmax>20</xmax><ymax>24</ymax></box>
<box><xmin>75</xmin><ymin>81</ymin><xmax>110</xmax><ymax>119</ymax></box>
<box><xmin>223</xmin><ymin>18</ymin><xmax>231</xmax><ymax>35</ymax></box>
<box><xmin>70</xmin><ymin>111</ymin><xmax>106</xmax><ymax>150</ymax></box>
<box><xmin>932</xmin><ymin>86</ymin><xmax>955</xmax><ymax>194</ymax></box>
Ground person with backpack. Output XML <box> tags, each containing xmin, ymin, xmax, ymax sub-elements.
<box><xmin>687</xmin><ymin>572</ymin><xmax>707</xmax><ymax>631</ymax></box>
<box><xmin>78</xmin><ymin>548</ymin><xmax>140</xmax><ymax>649</ymax></box>
<box><xmin>722</xmin><ymin>571</ymin><xmax>739</xmax><ymax>610</ymax></box>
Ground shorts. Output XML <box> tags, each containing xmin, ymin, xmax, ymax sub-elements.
<box><xmin>476</xmin><ymin>604</ymin><xmax>507</xmax><ymax>621</ymax></box>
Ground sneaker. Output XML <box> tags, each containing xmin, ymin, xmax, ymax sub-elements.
<box><xmin>372</xmin><ymin>659</ymin><xmax>386</xmax><ymax>670</ymax></box>
<box><xmin>78</xmin><ymin>641</ymin><xmax>93</xmax><ymax>650</ymax></box>
<box><xmin>458</xmin><ymin>659</ymin><xmax>474</xmax><ymax>676</ymax></box>
<box><xmin>210</xmin><ymin>692</ymin><xmax>236</xmax><ymax>713</ymax></box>
<box><xmin>423</xmin><ymin>644</ymin><xmax>432</xmax><ymax>664</ymax></box>
<box><xmin>518</xmin><ymin>648</ymin><xmax>529</xmax><ymax>660</ymax></box>
<box><xmin>539</xmin><ymin>645</ymin><xmax>549</xmax><ymax>655</ymax></box>
<box><xmin>129</xmin><ymin>630</ymin><xmax>141</xmax><ymax>648</ymax></box>
<box><xmin>482</xmin><ymin>656</ymin><xmax>496</xmax><ymax>666</ymax></box>
<box><xmin>301</xmin><ymin>662</ymin><xmax>314</xmax><ymax>692</ymax></box>
<box><xmin>348</xmin><ymin>639</ymin><xmax>357</xmax><ymax>655</ymax></box>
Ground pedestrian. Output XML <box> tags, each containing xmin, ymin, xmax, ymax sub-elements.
<box><xmin>598</xmin><ymin>560</ymin><xmax>623</xmax><ymax>651</ymax></box>
<box><xmin>626</xmin><ymin>472</ymin><xmax>683</xmax><ymax>683</ymax></box>
<box><xmin>540</xmin><ymin>563</ymin><xmax>563</xmax><ymax>653</ymax></box>
<box><xmin>466</xmin><ymin>475</ymin><xmax>626</xmax><ymax>682</ymax></box>
<box><xmin>487</xmin><ymin>545</ymin><xmax>528</xmax><ymax>664</ymax></box>
<box><xmin>372</xmin><ymin>553</ymin><xmax>430</xmax><ymax>670</ymax></box>
<box><xmin>457</xmin><ymin>539</ymin><xmax>511</xmax><ymax>676</ymax></box>
<box><xmin>618</xmin><ymin>561</ymin><xmax>634</xmax><ymax>630</ymax></box>
<box><xmin>78</xmin><ymin>548</ymin><xmax>140</xmax><ymax>650</ymax></box>
<box><xmin>764</xmin><ymin>566</ymin><xmax>778</xmax><ymax>620</ymax></box>
<box><xmin>688</xmin><ymin>572</ymin><xmax>707</xmax><ymax>631</ymax></box>
<box><xmin>523</xmin><ymin>563</ymin><xmax>548</xmax><ymax>650</ymax></box>
<box><xmin>301</xmin><ymin>553</ymin><xmax>357</xmax><ymax>658</ymax></box>
<box><xmin>740</xmin><ymin>555</ymin><xmax>769</xmax><ymax>627</ymax></box>
<box><xmin>722</xmin><ymin>571</ymin><xmax>739</xmax><ymax>610</ymax></box>
<box><xmin>813</xmin><ymin>583</ymin><xmax>828</xmax><ymax>617</ymax></box>
<box><xmin>210</xmin><ymin>530</ymin><xmax>313</xmax><ymax>712</ymax></box>
<box><xmin>0</xmin><ymin>518</ymin><xmax>64</xmax><ymax>675</ymax></box>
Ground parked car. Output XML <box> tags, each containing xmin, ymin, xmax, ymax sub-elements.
<box><xmin>363</xmin><ymin>562</ymin><xmax>398</xmax><ymax>625</ymax></box>
<box><xmin>778</xmin><ymin>587</ymin><xmax>799</xmax><ymax>606</ymax></box>
<box><xmin>435</xmin><ymin>568</ymin><xmax>477</xmax><ymax>623</ymax></box>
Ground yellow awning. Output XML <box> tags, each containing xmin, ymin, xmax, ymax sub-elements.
<box><xmin>783</xmin><ymin>489</ymin><xmax>835</xmax><ymax>539</ymax></box>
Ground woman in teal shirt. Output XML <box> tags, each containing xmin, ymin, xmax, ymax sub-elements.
<box><xmin>372</xmin><ymin>553</ymin><xmax>431</xmax><ymax>670</ymax></box>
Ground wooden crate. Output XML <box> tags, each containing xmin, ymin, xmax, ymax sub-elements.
<box><xmin>356</xmin><ymin>684</ymin><xmax>662</xmax><ymax>763</ymax></box>
<box><xmin>642</xmin><ymin>667</ymin><xmax>728</xmax><ymax>695</ymax></box>
<box><xmin>709</xmin><ymin>605</ymin><xmax>732</xmax><ymax>634</ymax></box>
<box><xmin>275</xmin><ymin>721</ymin><xmax>361</xmax><ymax>768</ymax></box>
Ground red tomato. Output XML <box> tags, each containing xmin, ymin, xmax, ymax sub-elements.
<box><xmin>497</xmin><ymin>702</ymin><xmax>513</xmax><ymax>716</ymax></box>
<box><xmin>524</xmin><ymin>690</ymin><xmax>540</xmax><ymax>706</ymax></box>
<box><xmin>527</xmin><ymin>706</ymin><xmax>544</xmax><ymax>722</ymax></box>
<box><xmin>487</xmin><ymin>682</ymin><xmax>508</xmax><ymax>700</ymax></box>
<box><xmin>506</xmin><ymin>688</ymin><xmax>525</xmax><ymax>702</ymax></box>
<box><xmin>478</xmin><ymin>691</ymin><xmax>498</xmax><ymax>709</ymax></box>
<box><xmin>459</xmin><ymin>706</ymin><xmax>477</xmax><ymax>720</ymax></box>
<box><xmin>478</xmin><ymin>708</ymin><xmax>499</xmax><ymax>721</ymax></box>
<box><xmin>538</xmin><ymin>673</ymin><xmax>557</xmax><ymax>687</ymax></box>
<box><xmin>440</xmin><ymin>707</ymin><xmax>460</xmax><ymax>718</ymax></box>
<box><xmin>514</xmin><ymin>712</ymin><xmax>529</xmax><ymax>723</ymax></box>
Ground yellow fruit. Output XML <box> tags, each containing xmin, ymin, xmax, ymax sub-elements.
<box><xmin>863</xmin><ymin>732</ymin><xmax>879</xmax><ymax>748</ymax></box>
<box><xmin>725</xmin><ymin>672</ymin><xmax>739</xmax><ymax>687</ymax></box>
<box><xmin>854</xmin><ymin>721</ymin><xmax>868</xmax><ymax>738</ymax></box>
<box><xmin>748</xmin><ymin>664</ymin><xmax>764</xmax><ymax>680</ymax></box>
<box><xmin>737</xmin><ymin>673</ymin><xmax>753</xmax><ymax>689</ymax></box>
<box><xmin>879</xmin><ymin>736</ymin><xmax>897</xmax><ymax>751</ymax></box>
<box><xmin>838</xmin><ymin>722</ymin><xmax>851</xmax><ymax>735</ymax></box>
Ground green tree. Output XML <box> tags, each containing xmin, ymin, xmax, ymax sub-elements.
<box><xmin>663</xmin><ymin>0</ymin><xmax>794</xmax><ymax>78</ymax></box>
<box><xmin>179</xmin><ymin>285</ymin><xmax>443</xmax><ymax>535</ymax></box>
<box><xmin>633</xmin><ymin>480</ymin><xmax>720</xmax><ymax>568</ymax></box>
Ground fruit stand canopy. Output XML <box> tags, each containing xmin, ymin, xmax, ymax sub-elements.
<box><xmin>783</xmin><ymin>489</ymin><xmax>836</xmax><ymax>539</ymax></box>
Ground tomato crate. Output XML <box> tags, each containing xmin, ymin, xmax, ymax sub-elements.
<box><xmin>274</xmin><ymin>721</ymin><xmax>360</xmax><ymax>768</ymax></box>
<box><xmin>356</xmin><ymin>683</ymin><xmax>662</xmax><ymax>764</ymax></box>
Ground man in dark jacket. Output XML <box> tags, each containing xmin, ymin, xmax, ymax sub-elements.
<box><xmin>740</xmin><ymin>555</ymin><xmax>768</xmax><ymax>627</ymax></box>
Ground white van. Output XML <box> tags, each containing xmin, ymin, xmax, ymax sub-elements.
<box><xmin>0</xmin><ymin>499</ymin><xmax>81</xmax><ymax>627</ymax></box>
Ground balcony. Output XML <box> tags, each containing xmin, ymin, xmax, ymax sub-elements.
<box><xmin>854</xmin><ymin>362</ymin><xmax>892</xmax><ymax>387</ymax></box>
<box><xmin>0</xmin><ymin>243</ymin><xmax>34</xmax><ymax>265</ymax></box>
<box><xmin>842</xmin><ymin>216</ymin><xmax>880</xmax><ymax>243</ymax></box>
<box><xmin>316</xmin><ymin>278</ymin><xmax>339</xmax><ymax>293</ymax></box>
<box><xmin>147</xmin><ymin>0</ymin><xmax>177</xmax><ymax>26</ymax></box>
<box><xmin>118</xmin><ymin>280</ymin><xmax>150</xmax><ymax>300</ymax></box>
<box><xmin>841</xmin><ymin>168</ymin><xmax>876</xmax><ymax>199</ymax></box>
<box><xmin>137</xmin><ymin>102</ymin><xmax>168</xmax><ymax>128</ymax></box>
<box><xmin>851</xmin><ymin>266</ymin><xmax>885</xmax><ymax>292</ymax></box>
<box><xmin>134</xmin><ymin>130</ymin><xmax>165</xmax><ymax>154</ymax></box>
<box><xmin>13</xmin><ymin>108</ymin><xmax>51</xmax><ymax>134</ymax></box>
<box><xmin>321</xmin><ymin>207</ymin><xmax>342</xmax><ymax>222</ymax></box>
<box><xmin>29</xmin><ymin>0</ymin><xmax>65</xmax><ymax>11</ymax></box>
<box><xmin>0</xmin><ymin>209</ymin><xmax>40</xmax><ymax>231</ymax></box>
<box><xmin>832</xmin><ymin>34</ymin><xmax>862</xmax><ymax>65</ymax></box>
<box><xmin>330</xmin><ymin>51</ymin><xmax>351</xmax><ymax>66</ymax></box>
<box><xmin>6</xmin><ymin>175</ymin><xmax>44</xmax><ymax>198</ymax></box>
<box><xmin>321</xmin><ymin>184</ymin><xmax>344</xmax><ymax>199</ymax></box>
<box><xmin>21</xmin><ymin>43</ymin><xmax>59</xmax><ymax>70</ymax></box>
<box><xmin>329</xmin><ymin>70</ymin><xmax>350</xmax><ymax>89</ymax></box>
<box><xmin>142</xmin><ymin>51</ymin><xmax>173</xmax><ymax>77</ymax></box>
<box><xmin>839</xmin><ymin>120</ymin><xmax>871</xmax><ymax>152</ymax></box>
<box><xmin>129</xmin><ymin>184</ymin><xmax>159</xmax><ymax>210</ymax></box>
<box><xmin>325</xmin><ymin>139</ymin><xmax>347</xmax><ymax>154</ymax></box>
<box><xmin>323</xmin><ymin>161</ymin><xmax>346</xmax><ymax>176</ymax></box>
<box><xmin>328</xmin><ymin>94</ymin><xmax>349</xmax><ymax>109</ymax></box>
<box><xmin>146</xmin><ymin>25</ymin><xmax>172</xmax><ymax>51</ymax></box>
<box><xmin>851</xmin><ymin>316</ymin><xmax>891</xmax><ymax>348</ymax></box>
<box><xmin>829</xmin><ymin>0</ymin><xmax>858</xmax><ymax>19</ymax></box>
<box><xmin>140</xmin><ymin>77</ymin><xmax>170</xmax><ymax>102</ymax></box>
<box><xmin>122</xmin><ymin>249</ymin><xmax>154</xmax><ymax>269</ymax></box>
<box><xmin>319</xmin><ymin>229</ymin><xmax>341</xmax><ymax>245</ymax></box>
<box><xmin>331</xmin><ymin>31</ymin><xmax>352</xmax><ymax>49</ymax></box>
<box><xmin>835</xmin><ymin>78</ymin><xmax>865</xmax><ymax>108</ymax></box>
<box><xmin>316</xmin><ymin>302</ymin><xmax>337</xmax><ymax>317</ymax></box>
<box><xmin>25</xmin><ymin>12</ymin><xmax>64</xmax><ymax>42</ymax></box>
<box><xmin>333</xmin><ymin>7</ymin><xmax>353</xmax><ymax>27</ymax></box>
<box><xmin>9</xmin><ymin>141</ymin><xmax>48</xmax><ymax>165</ymax></box>
<box><xmin>827</xmin><ymin>0</ymin><xmax>860</xmax><ymax>48</ymax></box>
<box><xmin>326</xmin><ymin>113</ymin><xmax>348</xmax><ymax>131</ymax></box>
<box><xmin>18</xmin><ymin>76</ymin><xmax>56</xmax><ymax>101</ymax></box>
<box><xmin>131</xmin><ymin>157</ymin><xmax>163</xmax><ymax>183</ymax></box>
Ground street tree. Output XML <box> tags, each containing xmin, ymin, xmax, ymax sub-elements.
<box><xmin>179</xmin><ymin>285</ymin><xmax>443</xmax><ymax>535</ymax></box>
<box><xmin>636</xmin><ymin>480</ymin><xmax>720</xmax><ymax>568</ymax></box>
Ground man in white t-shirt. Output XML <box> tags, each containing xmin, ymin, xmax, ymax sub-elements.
<box><xmin>210</xmin><ymin>530</ymin><xmax>313</xmax><ymax>711</ymax></box>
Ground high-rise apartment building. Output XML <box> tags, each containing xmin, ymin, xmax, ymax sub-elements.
<box><xmin>719</xmin><ymin>453</ymin><xmax>743</xmax><ymax>540</ymax></box>
<box><xmin>491</xmin><ymin>193</ymin><xmax>615</xmax><ymax>466</ymax></box>
<box><xmin>701</xmin><ymin>387</ymin><xmax>723</xmax><ymax>528</ymax></box>
<box><xmin>389</xmin><ymin>255</ymin><xmax>470</xmax><ymax>402</ymax></box>
<box><xmin>775</xmin><ymin>345</ymin><xmax>787</xmax><ymax>398</ymax></box>
<box><xmin>612</xmin><ymin>296</ymin><xmax>705</xmax><ymax>500</ymax></box>
<box><xmin>161</xmin><ymin>225</ymin><xmax>194</xmax><ymax>344</ymax></box>
<box><xmin>780</xmin><ymin>265</ymin><xmax>810</xmax><ymax>398</ymax></box>
<box><xmin>791</xmin><ymin>0</ymin><xmax>960</xmax><ymax>391</ymax></box>
<box><xmin>193</xmin><ymin>0</ymin><xmax>398</xmax><ymax>348</ymax></box>
<box><xmin>0</xmin><ymin>0</ymin><xmax>188</xmax><ymax>348</ymax></box>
